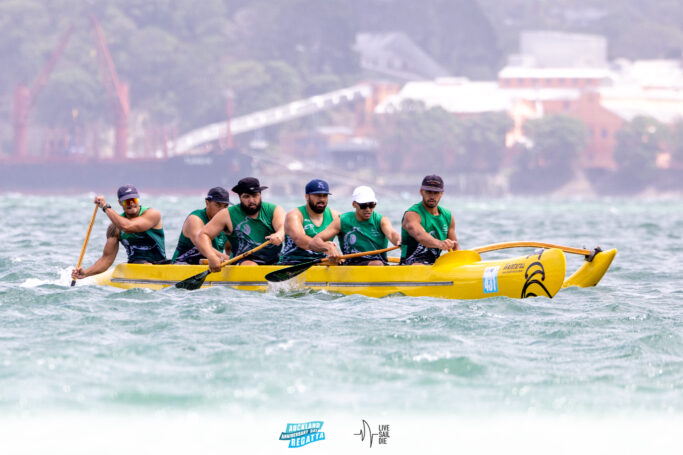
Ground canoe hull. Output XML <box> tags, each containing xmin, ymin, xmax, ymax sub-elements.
<box><xmin>93</xmin><ymin>248</ymin><xmax>570</xmax><ymax>299</ymax></box>
<box><xmin>562</xmin><ymin>248</ymin><xmax>617</xmax><ymax>288</ymax></box>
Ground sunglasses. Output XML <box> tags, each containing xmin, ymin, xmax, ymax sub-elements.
<box><xmin>121</xmin><ymin>198</ymin><xmax>138</xmax><ymax>208</ymax></box>
<box><xmin>357</xmin><ymin>202</ymin><xmax>376</xmax><ymax>210</ymax></box>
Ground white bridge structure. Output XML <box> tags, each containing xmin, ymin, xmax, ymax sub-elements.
<box><xmin>169</xmin><ymin>84</ymin><xmax>373</xmax><ymax>156</ymax></box>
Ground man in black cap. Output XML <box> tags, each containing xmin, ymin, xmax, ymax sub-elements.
<box><xmin>400</xmin><ymin>175</ymin><xmax>459</xmax><ymax>265</ymax></box>
<box><xmin>196</xmin><ymin>177</ymin><xmax>285</xmax><ymax>270</ymax></box>
<box><xmin>278</xmin><ymin>179</ymin><xmax>340</xmax><ymax>265</ymax></box>
<box><xmin>171</xmin><ymin>187</ymin><xmax>231</xmax><ymax>264</ymax></box>
<box><xmin>71</xmin><ymin>185</ymin><xmax>167</xmax><ymax>281</ymax></box>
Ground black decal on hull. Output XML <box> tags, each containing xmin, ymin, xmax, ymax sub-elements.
<box><xmin>521</xmin><ymin>255</ymin><xmax>553</xmax><ymax>298</ymax></box>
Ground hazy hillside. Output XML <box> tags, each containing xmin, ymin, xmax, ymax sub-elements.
<box><xmin>1</xmin><ymin>0</ymin><xmax>681</xmax><ymax>151</ymax></box>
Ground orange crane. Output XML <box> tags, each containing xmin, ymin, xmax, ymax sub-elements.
<box><xmin>13</xmin><ymin>25</ymin><xmax>74</xmax><ymax>159</ymax></box>
<box><xmin>12</xmin><ymin>17</ymin><xmax>129</xmax><ymax>161</ymax></box>
<box><xmin>89</xmin><ymin>15</ymin><xmax>129</xmax><ymax>161</ymax></box>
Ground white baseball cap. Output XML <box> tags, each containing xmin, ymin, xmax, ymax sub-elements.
<box><xmin>352</xmin><ymin>186</ymin><xmax>377</xmax><ymax>204</ymax></box>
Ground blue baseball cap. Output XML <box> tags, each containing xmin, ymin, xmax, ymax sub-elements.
<box><xmin>117</xmin><ymin>184</ymin><xmax>140</xmax><ymax>201</ymax></box>
<box><xmin>305</xmin><ymin>179</ymin><xmax>331</xmax><ymax>195</ymax></box>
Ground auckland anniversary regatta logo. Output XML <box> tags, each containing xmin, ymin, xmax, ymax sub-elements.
<box><xmin>279</xmin><ymin>421</ymin><xmax>325</xmax><ymax>448</ymax></box>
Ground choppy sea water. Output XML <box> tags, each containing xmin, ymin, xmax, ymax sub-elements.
<box><xmin>1</xmin><ymin>193</ymin><xmax>682</xmax><ymax>453</ymax></box>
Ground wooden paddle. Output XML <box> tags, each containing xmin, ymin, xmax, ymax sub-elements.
<box><xmin>472</xmin><ymin>241</ymin><xmax>591</xmax><ymax>256</ymax></box>
<box><xmin>387</xmin><ymin>241</ymin><xmax>593</xmax><ymax>264</ymax></box>
<box><xmin>175</xmin><ymin>240</ymin><xmax>272</xmax><ymax>290</ymax></box>
<box><xmin>71</xmin><ymin>204</ymin><xmax>99</xmax><ymax>287</ymax></box>
<box><xmin>265</xmin><ymin>245</ymin><xmax>400</xmax><ymax>283</ymax></box>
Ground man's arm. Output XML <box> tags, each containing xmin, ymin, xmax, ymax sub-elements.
<box><xmin>71</xmin><ymin>224</ymin><xmax>120</xmax><ymax>279</ymax></box>
<box><xmin>309</xmin><ymin>217</ymin><xmax>342</xmax><ymax>260</ymax></box>
<box><xmin>283</xmin><ymin>209</ymin><xmax>311</xmax><ymax>250</ymax></box>
<box><xmin>182</xmin><ymin>215</ymin><xmax>204</xmax><ymax>242</ymax></box>
<box><xmin>402</xmin><ymin>211</ymin><xmax>456</xmax><ymax>251</ymax></box>
<box><xmin>196</xmin><ymin>209</ymin><xmax>232</xmax><ymax>272</ymax></box>
<box><xmin>266</xmin><ymin>205</ymin><xmax>286</xmax><ymax>246</ymax></box>
<box><xmin>107</xmin><ymin>207</ymin><xmax>161</xmax><ymax>233</ymax></box>
<box><xmin>380</xmin><ymin>216</ymin><xmax>401</xmax><ymax>246</ymax></box>
<box><xmin>447</xmin><ymin>214</ymin><xmax>459</xmax><ymax>250</ymax></box>
<box><xmin>184</xmin><ymin>215</ymin><xmax>229</xmax><ymax>261</ymax></box>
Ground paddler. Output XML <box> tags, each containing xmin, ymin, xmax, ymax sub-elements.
<box><xmin>309</xmin><ymin>185</ymin><xmax>400</xmax><ymax>265</ymax></box>
<box><xmin>277</xmin><ymin>179</ymin><xmax>340</xmax><ymax>265</ymax></box>
<box><xmin>71</xmin><ymin>184</ymin><xmax>167</xmax><ymax>280</ymax></box>
<box><xmin>197</xmin><ymin>177</ymin><xmax>285</xmax><ymax>271</ymax></box>
<box><xmin>400</xmin><ymin>175</ymin><xmax>458</xmax><ymax>265</ymax></box>
<box><xmin>171</xmin><ymin>187</ymin><xmax>231</xmax><ymax>264</ymax></box>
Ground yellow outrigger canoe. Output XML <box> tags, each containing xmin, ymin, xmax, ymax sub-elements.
<box><xmin>92</xmin><ymin>246</ymin><xmax>617</xmax><ymax>300</ymax></box>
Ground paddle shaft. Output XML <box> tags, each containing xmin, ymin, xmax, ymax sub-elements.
<box><xmin>71</xmin><ymin>204</ymin><xmax>99</xmax><ymax>287</ymax></box>
<box><xmin>175</xmin><ymin>240</ymin><xmax>273</xmax><ymax>290</ymax></box>
<box><xmin>389</xmin><ymin>241</ymin><xmax>592</xmax><ymax>263</ymax></box>
<box><xmin>220</xmin><ymin>239</ymin><xmax>272</xmax><ymax>267</ymax></box>
<box><xmin>322</xmin><ymin>245</ymin><xmax>399</xmax><ymax>264</ymax></box>
<box><xmin>264</xmin><ymin>245</ymin><xmax>400</xmax><ymax>283</ymax></box>
<box><xmin>472</xmin><ymin>241</ymin><xmax>591</xmax><ymax>256</ymax></box>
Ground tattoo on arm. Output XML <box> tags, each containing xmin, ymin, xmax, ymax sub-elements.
<box><xmin>106</xmin><ymin>223</ymin><xmax>119</xmax><ymax>239</ymax></box>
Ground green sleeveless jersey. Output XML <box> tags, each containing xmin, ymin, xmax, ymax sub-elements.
<box><xmin>278</xmin><ymin>206</ymin><xmax>334</xmax><ymax>264</ymax></box>
<box><xmin>227</xmin><ymin>202</ymin><xmax>282</xmax><ymax>264</ymax></box>
<box><xmin>400</xmin><ymin>202</ymin><xmax>452</xmax><ymax>265</ymax></box>
<box><xmin>339</xmin><ymin>211</ymin><xmax>389</xmax><ymax>261</ymax></box>
<box><xmin>171</xmin><ymin>208</ymin><xmax>227</xmax><ymax>264</ymax></box>
<box><xmin>118</xmin><ymin>206</ymin><xmax>166</xmax><ymax>263</ymax></box>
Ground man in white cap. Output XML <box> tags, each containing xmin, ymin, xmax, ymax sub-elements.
<box><xmin>309</xmin><ymin>186</ymin><xmax>400</xmax><ymax>265</ymax></box>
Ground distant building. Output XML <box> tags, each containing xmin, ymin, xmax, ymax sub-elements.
<box><xmin>498</xmin><ymin>66</ymin><xmax>611</xmax><ymax>90</ymax></box>
<box><xmin>377</xmin><ymin>29</ymin><xmax>683</xmax><ymax>172</ymax></box>
<box><xmin>376</xmin><ymin>78</ymin><xmax>509</xmax><ymax>114</ymax></box>
<box><xmin>500</xmin><ymin>31</ymin><xmax>610</xmax><ymax>89</ymax></box>
<box><xmin>354</xmin><ymin>32</ymin><xmax>451</xmax><ymax>81</ymax></box>
<box><xmin>516</xmin><ymin>31</ymin><xmax>608</xmax><ymax>68</ymax></box>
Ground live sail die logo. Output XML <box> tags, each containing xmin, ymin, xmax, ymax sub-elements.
<box><xmin>279</xmin><ymin>421</ymin><xmax>325</xmax><ymax>448</ymax></box>
<box><xmin>354</xmin><ymin>419</ymin><xmax>390</xmax><ymax>447</ymax></box>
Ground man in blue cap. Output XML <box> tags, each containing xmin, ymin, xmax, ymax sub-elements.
<box><xmin>172</xmin><ymin>187</ymin><xmax>231</xmax><ymax>264</ymax></box>
<box><xmin>278</xmin><ymin>179</ymin><xmax>340</xmax><ymax>265</ymax></box>
<box><xmin>71</xmin><ymin>184</ymin><xmax>167</xmax><ymax>281</ymax></box>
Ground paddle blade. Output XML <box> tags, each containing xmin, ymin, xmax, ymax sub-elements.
<box><xmin>265</xmin><ymin>259</ymin><xmax>321</xmax><ymax>283</ymax></box>
<box><xmin>433</xmin><ymin>250</ymin><xmax>482</xmax><ymax>268</ymax></box>
<box><xmin>175</xmin><ymin>269</ymin><xmax>211</xmax><ymax>290</ymax></box>
<box><xmin>70</xmin><ymin>279</ymin><xmax>76</xmax><ymax>287</ymax></box>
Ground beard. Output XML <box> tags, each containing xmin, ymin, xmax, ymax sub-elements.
<box><xmin>241</xmin><ymin>201</ymin><xmax>261</xmax><ymax>216</ymax></box>
<box><xmin>308</xmin><ymin>199</ymin><xmax>327</xmax><ymax>214</ymax></box>
<box><xmin>423</xmin><ymin>198</ymin><xmax>438</xmax><ymax>208</ymax></box>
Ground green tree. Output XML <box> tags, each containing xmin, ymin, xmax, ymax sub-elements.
<box><xmin>220</xmin><ymin>60</ymin><xmax>303</xmax><ymax>116</ymax></box>
<box><xmin>375</xmin><ymin>100</ymin><xmax>462</xmax><ymax>171</ymax></box>
<box><xmin>233</xmin><ymin>0</ymin><xmax>359</xmax><ymax>76</ymax></box>
<box><xmin>509</xmin><ymin>114</ymin><xmax>588</xmax><ymax>193</ymax></box>
<box><xmin>35</xmin><ymin>68</ymin><xmax>105</xmax><ymax>127</ymax></box>
<box><xmin>0</xmin><ymin>0</ymin><xmax>51</xmax><ymax>89</ymax></box>
<box><xmin>458</xmin><ymin>112</ymin><xmax>513</xmax><ymax>172</ymax></box>
<box><xmin>667</xmin><ymin>119</ymin><xmax>683</xmax><ymax>165</ymax></box>
<box><xmin>613</xmin><ymin>115</ymin><xmax>666</xmax><ymax>171</ymax></box>
<box><xmin>523</xmin><ymin>114</ymin><xmax>589</xmax><ymax>169</ymax></box>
